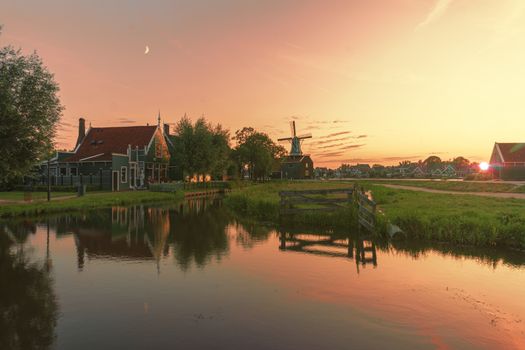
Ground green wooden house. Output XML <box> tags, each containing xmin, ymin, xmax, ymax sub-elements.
<box><xmin>41</xmin><ymin>117</ymin><xmax>171</xmax><ymax>191</ymax></box>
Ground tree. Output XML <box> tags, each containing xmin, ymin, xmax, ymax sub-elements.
<box><xmin>423</xmin><ymin>156</ymin><xmax>442</xmax><ymax>171</ymax></box>
<box><xmin>170</xmin><ymin>115</ymin><xmax>230</xmax><ymax>181</ymax></box>
<box><xmin>232</xmin><ymin>127</ymin><xmax>286</xmax><ymax>180</ymax></box>
<box><xmin>0</xmin><ymin>229</ymin><xmax>58</xmax><ymax>349</ymax></box>
<box><xmin>452</xmin><ymin>156</ymin><xmax>470</xmax><ymax>170</ymax></box>
<box><xmin>0</xmin><ymin>26</ymin><xmax>63</xmax><ymax>184</ymax></box>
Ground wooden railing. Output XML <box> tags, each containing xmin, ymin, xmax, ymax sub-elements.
<box><xmin>279</xmin><ymin>188</ymin><xmax>354</xmax><ymax>214</ymax></box>
<box><xmin>356</xmin><ymin>188</ymin><xmax>377</xmax><ymax>232</ymax></box>
<box><xmin>278</xmin><ymin>184</ymin><xmax>377</xmax><ymax>232</ymax></box>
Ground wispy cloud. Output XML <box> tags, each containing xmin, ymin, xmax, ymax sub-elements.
<box><xmin>416</xmin><ymin>0</ymin><xmax>454</xmax><ymax>29</ymax></box>
<box><xmin>317</xmin><ymin>143</ymin><xmax>347</xmax><ymax>149</ymax></box>
<box><xmin>317</xmin><ymin>151</ymin><xmax>345</xmax><ymax>158</ymax></box>
<box><xmin>319</xmin><ymin>131</ymin><xmax>352</xmax><ymax>139</ymax></box>
<box><xmin>339</xmin><ymin>144</ymin><xmax>365</xmax><ymax>150</ymax></box>
<box><xmin>313</xmin><ymin>136</ymin><xmax>351</xmax><ymax>145</ymax></box>
<box><xmin>117</xmin><ymin>117</ymin><xmax>137</xmax><ymax>124</ymax></box>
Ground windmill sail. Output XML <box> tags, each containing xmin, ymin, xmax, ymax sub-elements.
<box><xmin>278</xmin><ymin>121</ymin><xmax>312</xmax><ymax>156</ymax></box>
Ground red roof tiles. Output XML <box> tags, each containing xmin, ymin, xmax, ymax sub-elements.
<box><xmin>66</xmin><ymin>126</ymin><xmax>157</xmax><ymax>162</ymax></box>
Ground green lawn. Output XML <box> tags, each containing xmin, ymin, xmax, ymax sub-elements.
<box><xmin>224</xmin><ymin>180</ymin><xmax>525</xmax><ymax>249</ymax></box>
<box><xmin>366</xmin><ymin>183</ymin><xmax>525</xmax><ymax>249</ymax></box>
<box><xmin>224</xmin><ymin>181</ymin><xmax>358</xmax><ymax>229</ymax></box>
<box><xmin>0</xmin><ymin>191</ymin><xmax>76</xmax><ymax>202</ymax></box>
<box><xmin>0</xmin><ymin>191</ymin><xmax>183</xmax><ymax>218</ymax></box>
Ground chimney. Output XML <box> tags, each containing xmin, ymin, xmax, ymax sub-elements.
<box><xmin>76</xmin><ymin>117</ymin><xmax>86</xmax><ymax>148</ymax></box>
<box><xmin>163</xmin><ymin>123</ymin><xmax>170</xmax><ymax>136</ymax></box>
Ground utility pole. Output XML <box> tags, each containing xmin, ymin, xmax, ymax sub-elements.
<box><xmin>47</xmin><ymin>158</ymin><xmax>51</xmax><ymax>202</ymax></box>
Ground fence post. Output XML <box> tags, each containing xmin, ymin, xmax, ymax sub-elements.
<box><xmin>99</xmin><ymin>169</ymin><xmax>103</xmax><ymax>190</ymax></box>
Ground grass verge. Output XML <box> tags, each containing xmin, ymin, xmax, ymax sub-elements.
<box><xmin>366</xmin><ymin>184</ymin><xmax>525</xmax><ymax>249</ymax></box>
<box><xmin>223</xmin><ymin>181</ymin><xmax>358</xmax><ymax>230</ymax></box>
<box><xmin>0</xmin><ymin>191</ymin><xmax>76</xmax><ymax>201</ymax></box>
<box><xmin>224</xmin><ymin>180</ymin><xmax>525</xmax><ymax>249</ymax></box>
<box><xmin>365</xmin><ymin>180</ymin><xmax>525</xmax><ymax>193</ymax></box>
<box><xmin>0</xmin><ymin>191</ymin><xmax>184</xmax><ymax>218</ymax></box>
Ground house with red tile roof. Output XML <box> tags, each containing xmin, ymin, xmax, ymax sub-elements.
<box><xmin>489</xmin><ymin>142</ymin><xmax>525</xmax><ymax>180</ymax></box>
<box><xmin>42</xmin><ymin>117</ymin><xmax>171</xmax><ymax>191</ymax></box>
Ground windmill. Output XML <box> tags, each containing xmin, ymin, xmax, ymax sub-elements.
<box><xmin>278</xmin><ymin>121</ymin><xmax>312</xmax><ymax>156</ymax></box>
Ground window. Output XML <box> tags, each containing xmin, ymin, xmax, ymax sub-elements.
<box><xmin>121</xmin><ymin>166</ymin><xmax>127</xmax><ymax>183</ymax></box>
<box><xmin>60</xmin><ymin>167</ymin><xmax>67</xmax><ymax>176</ymax></box>
<box><xmin>70</xmin><ymin>167</ymin><xmax>78</xmax><ymax>176</ymax></box>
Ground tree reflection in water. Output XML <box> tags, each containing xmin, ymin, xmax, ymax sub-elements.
<box><xmin>53</xmin><ymin>198</ymin><xmax>234</xmax><ymax>271</ymax></box>
<box><xmin>0</xmin><ymin>225</ymin><xmax>58</xmax><ymax>350</ymax></box>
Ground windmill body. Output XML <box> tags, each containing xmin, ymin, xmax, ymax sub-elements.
<box><xmin>274</xmin><ymin>121</ymin><xmax>314</xmax><ymax>180</ymax></box>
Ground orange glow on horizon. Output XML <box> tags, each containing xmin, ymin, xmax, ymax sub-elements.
<box><xmin>2</xmin><ymin>1</ymin><xmax>525</xmax><ymax>166</ymax></box>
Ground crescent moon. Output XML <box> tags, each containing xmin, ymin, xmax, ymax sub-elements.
<box><xmin>144</xmin><ymin>46</ymin><xmax>150</xmax><ymax>54</ymax></box>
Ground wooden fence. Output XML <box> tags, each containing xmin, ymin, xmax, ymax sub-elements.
<box><xmin>356</xmin><ymin>188</ymin><xmax>377</xmax><ymax>232</ymax></box>
<box><xmin>278</xmin><ymin>184</ymin><xmax>377</xmax><ymax>232</ymax></box>
<box><xmin>279</xmin><ymin>188</ymin><xmax>354</xmax><ymax>214</ymax></box>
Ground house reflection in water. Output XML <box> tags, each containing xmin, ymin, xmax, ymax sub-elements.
<box><xmin>278</xmin><ymin>232</ymin><xmax>377</xmax><ymax>273</ymax></box>
<box><xmin>54</xmin><ymin>198</ymin><xmax>230</xmax><ymax>272</ymax></box>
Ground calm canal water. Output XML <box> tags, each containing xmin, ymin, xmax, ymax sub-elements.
<box><xmin>1</xmin><ymin>199</ymin><xmax>525</xmax><ymax>349</ymax></box>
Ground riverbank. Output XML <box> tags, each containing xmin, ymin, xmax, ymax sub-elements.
<box><xmin>224</xmin><ymin>181</ymin><xmax>357</xmax><ymax>229</ymax></box>
<box><xmin>366</xmin><ymin>183</ymin><xmax>525</xmax><ymax>249</ymax></box>
<box><xmin>0</xmin><ymin>191</ymin><xmax>184</xmax><ymax>218</ymax></box>
<box><xmin>224</xmin><ymin>181</ymin><xmax>525</xmax><ymax>250</ymax></box>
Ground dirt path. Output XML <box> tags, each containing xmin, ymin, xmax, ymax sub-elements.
<box><xmin>379</xmin><ymin>184</ymin><xmax>525</xmax><ymax>200</ymax></box>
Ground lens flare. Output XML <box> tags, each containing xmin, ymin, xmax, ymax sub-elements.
<box><xmin>479</xmin><ymin>162</ymin><xmax>489</xmax><ymax>171</ymax></box>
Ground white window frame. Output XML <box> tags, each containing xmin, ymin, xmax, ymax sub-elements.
<box><xmin>121</xmin><ymin>166</ymin><xmax>128</xmax><ymax>183</ymax></box>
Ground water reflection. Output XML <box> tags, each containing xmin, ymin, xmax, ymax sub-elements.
<box><xmin>1</xmin><ymin>200</ymin><xmax>525</xmax><ymax>348</ymax></box>
<box><xmin>0</xmin><ymin>226</ymin><xmax>58</xmax><ymax>349</ymax></box>
<box><xmin>278</xmin><ymin>232</ymin><xmax>378</xmax><ymax>272</ymax></box>
<box><xmin>51</xmin><ymin>199</ymin><xmax>232</xmax><ymax>271</ymax></box>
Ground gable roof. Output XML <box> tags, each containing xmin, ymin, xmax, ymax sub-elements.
<box><xmin>281</xmin><ymin>155</ymin><xmax>312</xmax><ymax>164</ymax></box>
<box><xmin>493</xmin><ymin>143</ymin><xmax>525</xmax><ymax>163</ymax></box>
<box><xmin>66</xmin><ymin>126</ymin><xmax>158</xmax><ymax>162</ymax></box>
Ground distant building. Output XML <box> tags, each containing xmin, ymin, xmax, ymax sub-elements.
<box><xmin>41</xmin><ymin>116</ymin><xmax>170</xmax><ymax>191</ymax></box>
<box><xmin>489</xmin><ymin>142</ymin><xmax>525</xmax><ymax>180</ymax></box>
<box><xmin>280</xmin><ymin>155</ymin><xmax>314</xmax><ymax>179</ymax></box>
<box><xmin>277</xmin><ymin>121</ymin><xmax>314</xmax><ymax>179</ymax></box>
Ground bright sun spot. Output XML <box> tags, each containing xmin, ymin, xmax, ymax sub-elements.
<box><xmin>479</xmin><ymin>162</ymin><xmax>489</xmax><ymax>171</ymax></box>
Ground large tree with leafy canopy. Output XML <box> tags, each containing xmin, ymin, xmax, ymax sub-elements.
<box><xmin>0</xmin><ymin>26</ymin><xmax>63</xmax><ymax>184</ymax></box>
<box><xmin>232</xmin><ymin>127</ymin><xmax>286</xmax><ymax>180</ymax></box>
<box><xmin>170</xmin><ymin>115</ymin><xmax>230</xmax><ymax>180</ymax></box>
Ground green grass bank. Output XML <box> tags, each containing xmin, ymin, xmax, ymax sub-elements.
<box><xmin>224</xmin><ymin>181</ymin><xmax>525</xmax><ymax>250</ymax></box>
<box><xmin>223</xmin><ymin>181</ymin><xmax>358</xmax><ymax>230</ymax></box>
<box><xmin>0</xmin><ymin>191</ymin><xmax>184</xmax><ymax>218</ymax></box>
<box><xmin>364</xmin><ymin>179</ymin><xmax>525</xmax><ymax>193</ymax></box>
<box><xmin>362</xmin><ymin>183</ymin><xmax>525</xmax><ymax>249</ymax></box>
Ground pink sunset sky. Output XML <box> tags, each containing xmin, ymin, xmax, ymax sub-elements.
<box><xmin>2</xmin><ymin>0</ymin><xmax>525</xmax><ymax>167</ymax></box>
